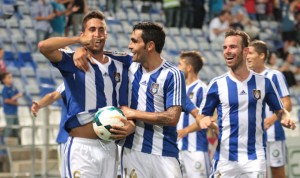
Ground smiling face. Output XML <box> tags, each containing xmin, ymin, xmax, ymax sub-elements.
<box><xmin>81</xmin><ymin>18</ymin><xmax>107</xmax><ymax>54</ymax></box>
<box><xmin>128</xmin><ymin>29</ymin><xmax>149</xmax><ymax>63</ymax></box>
<box><xmin>223</xmin><ymin>35</ymin><xmax>245</xmax><ymax>70</ymax></box>
<box><xmin>246</xmin><ymin>46</ymin><xmax>264</xmax><ymax>71</ymax></box>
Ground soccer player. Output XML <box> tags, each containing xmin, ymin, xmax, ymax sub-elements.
<box><xmin>73</xmin><ymin>22</ymin><xmax>186</xmax><ymax>178</ymax></box>
<box><xmin>177</xmin><ymin>51</ymin><xmax>211</xmax><ymax>178</ymax></box>
<box><xmin>38</xmin><ymin>10</ymin><xmax>135</xmax><ymax>178</ymax></box>
<box><xmin>247</xmin><ymin>40</ymin><xmax>292</xmax><ymax>178</ymax></box>
<box><xmin>197</xmin><ymin>29</ymin><xmax>296</xmax><ymax>177</ymax></box>
<box><xmin>31</xmin><ymin>83</ymin><xmax>68</xmax><ymax>177</ymax></box>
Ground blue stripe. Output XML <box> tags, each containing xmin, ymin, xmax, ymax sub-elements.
<box><xmin>181</xmin><ymin>112</ymin><xmax>189</xmax><ymax>150</ymax></box>
<box><xmin>181</xmin><ymin>85</ymin><xmax>197</xmax><ymax>150</ymax></box>
<box><xmin>108</xmin><ymin>61</ymin><xmax>118</xmax><ymax>106</ymax></box>
<box><xmin>227</xmin><ymin>77</ymin><xmax>239</xmax><ymax>161</ymax></box>
<box><xmin>91</xmin><ymin>64</ymin><xmax>107</xmax><ymax>108</ymax></box>
<box><xmin>67</xmin><ymin>137</ymin><xmax>74</xmax><ymax>178</ymax></box>
<box><xmin>272</xmin><ymin>75</ymin><xmax>283</xmax><ymax>97</ymax></box>
<box><xmin>162</xmin><ymin>126</ymin><xmax>178</xmax><ymax>157</ymax></box>
<box><xmin>141</xmin><ymin>69</ymin><xmax>161</xmax><ymax>153</ymax></box>
<box><xmin>125</xmin><ymin>66</ymin><xmax>142</xmax><ymax>149</ymax></box>
<box><xmin>119</xmin><ymin>63</ymin><xmax>129</xmax><ymax>106</ymax></box>
<box><xmin>247</xmin><ymin>76</ymin><xmax>257</xmax><ymax>160</ymax></box>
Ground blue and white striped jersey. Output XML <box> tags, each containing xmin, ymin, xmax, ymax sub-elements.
<box><xmin>199</xmin><ymin>70</ymin><xmax>283</xmax><ymax>161</ymax></box>
<box><xmin>105</xmin><ymin>51</ymin><xmax>186</xmax><ymax>158</ymax></box>
<box><xmin>55</xmin><ymin>83</ymin><xmax>69</xmax><ymax>144</ymax></box>
<box><xmin>177</xmin><ymin>79</ymin><xmax>209</xmax><ymax>152</ymax></box>
<box><xmin>52</xmin><ymin>51</ymin><xmax>128</xmax><ymax>131</ymax></box>
<box><xmin>261</xmin><ymin>68</ymin><xmax>290</xmax><ymax>141</ymax></box>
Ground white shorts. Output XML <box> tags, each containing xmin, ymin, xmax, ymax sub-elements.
<box><xmin>64</xmin><ymin>137</ymin><xmax>117</xmax><ymax>178</ymax></box>
<box><xmin>267</xmin><ymin>140</ymin><xmax>286</xmax><ymax>167</ymax></box>
<box><xmin>121</xmin><ymin>147</ymin><xmax>182</xmax><ymax>178</ymax></box>
<box><xmin>210</xmin><ymin>159</ymin><xmax>266</xmax><ymax>178</ymax></box>
<box><xmin>179</xmin><ymin>150</ymin><xmax>211</xmax><ymax>178</ymax></box>
<box><xmin>58</xmin><ymin>143</ymin><xmax>66</xmax><ymax>177</ymax></box>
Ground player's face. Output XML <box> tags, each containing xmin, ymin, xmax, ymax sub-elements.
<box><xmin>3</xmin><ymin>74</ymin><xmax>12</xmax><ymax>86</ymax></box>
<box><xmin>223</xmin><ymin>36</ymin><xmax>244</xmax><ymax>70</ymax></box>
<box><xmin>128</xmin><ymin>30</ymin><xmax>148</xmax><ymax>63</ymax></box>
<box><xmin>177</xmin><ymin>59</ymin><xmax>189</xmax><ymax>78</ymax></box>
<box><xmin>82</xmin><ymin>18</ymin><xmax>107</xmax><ymax>53</ymax></box>
<box><xmin>246</xmin><ymin>46</ymin><xmax>264</xmax><ymax>71</ymax></box>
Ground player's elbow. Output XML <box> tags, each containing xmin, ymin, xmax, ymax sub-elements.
<box><xmin>38</xmin><ymin>41</ymin><xmax>47</xmax><ymax>53</ymax></box>
<box><xmin>169</xmin><ymin>117</ymin><xmax>179</xmax><ymax>127</ymax></box>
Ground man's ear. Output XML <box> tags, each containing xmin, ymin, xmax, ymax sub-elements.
<box><xmin>147</xmin><ymin>41</ymin><xmax>155</xmax><ymax>51</ymax></box>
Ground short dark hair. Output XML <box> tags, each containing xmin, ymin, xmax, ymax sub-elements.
<box><xmin>225</xmin><ymin>29</ymin><xmax>250</xmax><ymax>48</ymax></box>
<box><xmin>219</xmin><ymin>10</ymin><xmax>231</xmax><ymax>17</ymax></box>
<box><xmin>82</xmin><ymin>10</ymin><xmax>106</xmax><ymax>32</ymax></box>
<box><xmin>180</xmin><ymin>51</ymin><xmax>204</xmax><ymax>73</ymax></box>
<box><xmin>132</xmin><ymin>22</ymin><xmax>165</xmax><ymax>53</ymax></box>
<box><xmin>0</xmin><ymin>72</ymin><xmax>10</xmax><ymax>84</ymax></box>
<box><xmin>249</xmin><ymin>40</ymin><xmax>268</xmax><ymax>61</ymax></box>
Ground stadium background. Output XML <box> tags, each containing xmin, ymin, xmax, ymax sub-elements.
<box><xmin>0</xmin><ymin>0</ymin><xmax>300</xmax><ymax>177</ymax></box>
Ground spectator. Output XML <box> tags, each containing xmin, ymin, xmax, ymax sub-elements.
<box><xmin>72</xmin><ymin>0</ymin><xmax>88</xmax><ymax>36</ymax></box>
<box><xmin>209</xmin><ymin>10</ymin><xmax>231</xmax><ymax>42</ymax></box>
<box><xmin>0</xmin><ymin>72</ymin><xmax>23</xmax><ymax>140</ymax></box>
<box><xmin>209</xmin><ymin>0</ymin><xmax>224</xmax><ymax>20</ymax></box>
<box><xmin>192</xmin><ymin>0</ymin><xmax>206</xmax><ymax>29</ymax></box>
<box><xmin>281</xmin><ymin>0</ymin><xmax>297</xmax><ymax>55</ymax></box>
<box><xmin>244</xmin><ymin>0</ymin><xmax>257</xmax><ymax>20</ymax></box>
<box><xmin>0</xmin><ymin>48</ymin><xmax>6</xmax><ymax>74</ymax></box>
<box><xmin>179</xmin><ymin>0</ymin><xmax>193</xmax><ymax>28</ymax></box>
<box><xmin>163</xmin><ymin>0</ymin><xmax>181</xmax><ymax>27</ymax></box>
<box><xmin>32</xmin><ymin>0</ymin><xmax>56</xmax><ymax>46</ymax></box>
<box><xmin>230</xmin><ymin>0</ymin><xmax>260</xmax><ymax>39</ymax></box>
<box><xmin>280</xmin><ymin>52</ymin><xmax>300</xmax><ymax>87</ymax></box>
<box><xmin>295</xmin><ymin>11</ymin><xmax>300</xmax><ymax>45</ymax></box>
<box><xmin>256</xmin><ymin>0</ymin><xmax>268</xmax><ymax>21</ymax></box>
<box><xmin>51</xmin><ymin>0</ymin><xmax>79</xmax><ymax>37</ymax></box>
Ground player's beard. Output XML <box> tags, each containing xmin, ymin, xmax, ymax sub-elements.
<box><xmin>230</xmin><ymin>53</ymin><xmax>244</xmax><ymax>71</ymax></box>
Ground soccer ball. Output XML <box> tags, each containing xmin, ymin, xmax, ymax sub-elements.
<box><xmin>93</xmin><ymin>106</ymin><xmax>127</xmax><ymax>141</ymax></box>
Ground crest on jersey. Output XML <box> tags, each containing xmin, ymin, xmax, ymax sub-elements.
<box><xmin>252</xmin><ymin>89</ymin><xmax>261</xmax><ymax>100</ymax></box>
<box><xmin>73</xmin><ymin>171</ymin><xmax>81</xmax><ymax>178</ymax></box>
<box><xmin>150</xmin><ymin>82</ymin><xmax>159</xmax><ymax>95</ymax></box>
<box><xmin>114</xmin><ymin>72</ymin><xmax>120</xmax><ymax>83</ymax></box>
<box><xmin>189</xmin><ymin>92</ymin><xmax>194</xmax><ymax>99</ymax></box>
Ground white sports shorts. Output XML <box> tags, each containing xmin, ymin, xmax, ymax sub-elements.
<box><xmin>64</xmin><ymin>137</ymin><xmax>117</xmax><ymax>178</ymax></box>
<box><xmin>121</xmin><ymin>147</ymin><xmax>182</xmax><ymax>178</ymax></box>
<box><xmin>179</xmin><ymin>150</ymin><xmax>211</xmax><ymax>178</ymax></box>
<box><xmin>210</xmin><ymin>159</ymin><xmax>266</xmax><ymax>178</ymax></box>
<box><xmin>267</xmin><ymin>140</ymin><xmax>286</xmax><ymax>167</ymax></box>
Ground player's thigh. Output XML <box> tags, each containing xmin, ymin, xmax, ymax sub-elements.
<box><xmin>152</xmin><ymin>154</ymin><xmax>182</xmax><ymax>178</ymax></box>
<box><xmin>267</xmin><ymin>140</ymin><xmax>286</xmax><ymax>167</ymax></box>
<box><xmin>180</xmin><ymin>151</ymin><xmax>210</xmax><ymax>178</ymax></box>
<box><xmin>122</xmin><ymin>147</ymin><xmax>150</xmax><ymax>178</ymax></box>
<box><xmin>65</xmin><ymin>137</ymin><xmax>117</xmax><ymax>178</ymax></box>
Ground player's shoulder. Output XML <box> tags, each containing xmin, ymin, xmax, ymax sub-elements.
<box><xmin>104</xmin><ymin>50</ymin><xmax>132</xmax><ymax>57</ymax></box>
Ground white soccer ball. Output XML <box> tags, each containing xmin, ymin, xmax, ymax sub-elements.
<box><xmin>93</xmin><ymin>106</ymin><xmax>126</xmax><ymax>141</ymax></box>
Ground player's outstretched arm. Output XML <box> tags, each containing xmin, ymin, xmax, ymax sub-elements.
<box><xmin>31</xmin><ymin>91</ymin><xmax>62</xmax><ymax>117</ymax></box>
<box><xmin>120</xmin><ymin>105</ymin><xmax>182</xmax><ymax>127</ymax></box>
<box><xmin>177</xmin><ymin>122</ymin><xmax>201</xmax><ymax>140</ymax></box>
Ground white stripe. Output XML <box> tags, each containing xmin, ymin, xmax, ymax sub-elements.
<box><xmin>218</xmin><ymin>78</ymin><xmax>230</xmax><ymax>160</ymax></box>
<box><xmin>85</xmin><ymin>64</ymin><xmax>96</xmax><ymax>110</ymax></box>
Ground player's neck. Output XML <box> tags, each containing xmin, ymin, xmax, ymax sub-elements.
<box><xmin>254</xmin><ymin>65</ymin><xmax>266</xmax><ymax>74</ymax></box>
<box><xmin>230</xmin><ymin>66</ymin><xmax>250</xmax><ymax>82</ymax></box>
<box><xmin>186</xmin><ymin>74</ymin><xmax>198</xmax><ymax>85</ymax></box>
<box><xmin>142</xmin><ymin>55</ymin><xmax>163</xmax><ymax>72</ymax></box>
<box><xmin>90</xmin><ymin>52</ymin><xmax>107</xmax><ymax>64</ymax></box>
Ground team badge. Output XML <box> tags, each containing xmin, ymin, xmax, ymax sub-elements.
<box><xmin>189</xmin><ymin>92</ymin><xmax>194</xmax><ymax>99</ymax></box>
<box><xmin>150</xmin><ymin>82</ymin><xmax>159</xmax><ymax>95</ymax></box>
<box><xmin>252</xmin><ymin>89</ymin><xmax>261</xmax><ymax>100</ymax></box>
<box><xmin>114</xmin><ymin>72</ymin><xmax>120</xmax><ymax>83</ymax></box>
